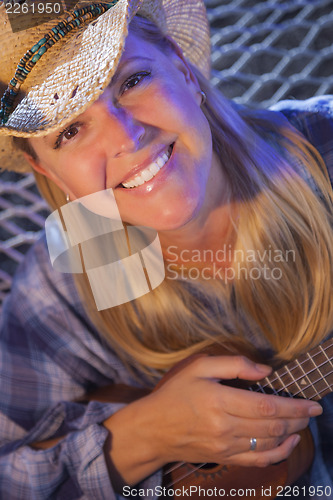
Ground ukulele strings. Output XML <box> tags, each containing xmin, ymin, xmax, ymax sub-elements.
<box><xmin>163</xmin><ymin>461</ymin><xmax>208</xmax><ymax>489</ymax></box>
<box><xmin>257</xmin><ymin>364</ymin><xmax>333</xmax><ymax>398</ymax></box>
<box><xmin>162</xmin><ymin>375</ymin><xmax>333</xmax><ymax>490</ymax></box>
<box><xmin>256</xmin><ymin>368</ymin><xmax>333</xmax><ymax>400</ymax></box>
<box><xmin>257</xmin><ymin>341</ymin><xmax>333</xmax><ymax>400</ymax></box>
<box><xmin>163</xmin><ymin>341</ymin><xmax>333</xmax><ymax>489</ymax></box>
<box><xmin>163</xmin><ymin>376</ymin><xmax>333</xmax><ymax>488</ymax></box>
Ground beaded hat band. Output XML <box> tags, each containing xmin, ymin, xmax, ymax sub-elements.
<box><xmin>0</xmin><ymin>0</ymin><xmax>210</xmax><ymax>173</ymax></box>
<box><xmin>0</xmin><ymin>2</ymin><xmax>119</xmax><ymax>126</ymax></box>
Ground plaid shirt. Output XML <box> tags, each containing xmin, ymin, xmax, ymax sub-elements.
<box><xmin>0</xmin><ymin>95</ymin><xmax>333</xmax><ymax>499</ymax></box>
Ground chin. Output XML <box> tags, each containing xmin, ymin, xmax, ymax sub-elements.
<box><xmin>117</xmin><ymin>177</ymin><xmax>207</xmax><ymax>230</ymax></box>
<box><xmin>131</xmin><ymin>202</ymin><xmax>202</xmax><ymax>232</ymax></box>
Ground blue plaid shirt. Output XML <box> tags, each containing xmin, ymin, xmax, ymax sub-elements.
<box><xmin>0</xmin><ymin>96</ymin><xmax>333</xmax><ymax>499</ymax></box>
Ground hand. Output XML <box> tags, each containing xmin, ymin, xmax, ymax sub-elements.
<box><xmin>143</xmin><ymin>355</ymin><xmax>322</xmax><ymax>468</ymax></box>
<box><xmin>103</xmin><ymin>355</ymin><xmax>322</xmax><ymax>488</ymax></box>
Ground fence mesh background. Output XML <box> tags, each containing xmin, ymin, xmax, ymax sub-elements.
<box><xmin>1</xmin><ymin>0</ymin><xmax>333</xmax><ymax>307</ymax></box>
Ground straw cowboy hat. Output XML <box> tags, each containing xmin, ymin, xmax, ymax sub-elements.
<box><xmin>0</xmin><ymin>0</ymin><xmax>210</xmax><ymax>173</ymax></box>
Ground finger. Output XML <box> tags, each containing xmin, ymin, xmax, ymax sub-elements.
<box><xmin>227</xmin><ymin>434</ymin><xmax>301</xmax><ymax>467</ymax></box>
<box><xmin>188</xmin><ymin>355</ymin><xmax>272</xmax><ymax>381</ymax></box>
<box><xmin>230</xmin><ymin>415</ymin><xmax>310</xmax><ymax>439</ymax></box>
<box><xmin>225</xmin><ymin>435</ymin><xmax>286</xmax><ymax>457</ymax></box>
<box><xmin>219</xmin><ymin>384</ymin><xmax>323</xmax><ymax>419</ymax></box>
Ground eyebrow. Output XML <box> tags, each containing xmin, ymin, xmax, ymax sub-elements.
<box><xmin>43</xmin><ymin>57</ymin><xmax>154</xmax><ymax>144</ymax></box>
<box><xmin>112</xmin><ymin>56</ymin><xmax>154</xmax><ymax>83</ymax></box>
<box><xmin>119</xmin><ymin>55</ymin><xmax>154</xmax><ymax>67</ymax></box>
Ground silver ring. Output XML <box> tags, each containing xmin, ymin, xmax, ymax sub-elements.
<box><xmin>249</xmin><ymin>437</ymin><xmax>257</xmax><ymax>451</ymax></box>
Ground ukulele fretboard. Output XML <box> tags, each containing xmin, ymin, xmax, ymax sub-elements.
<box><xmin>250</xmin><ymin>338</ymin><xmax>333</xmax><ymax>401</ymax></box>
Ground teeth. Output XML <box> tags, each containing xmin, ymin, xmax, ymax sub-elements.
<box><xmin>141</xmin><ymin>169</ymin><xmax>154</xmax><ymax>182</ymax></box>
<box><xmin>132</xmin><ymin>176</ymin><xmax>145</xmax><ymax>186</ymax></box>
<box><xmin>156</xmin><ymin>157</ymin><xmax>165</xmax><ymax>168</ymax></box>
<box><xmin>149</xmin><ymin>163</ymin><xmax>160</xmax><ymax>175</ymax></box>
<box><xmin>122</xmin><ymin>145</ymin><xmax>172</xmax><ymax>189</ymax></box>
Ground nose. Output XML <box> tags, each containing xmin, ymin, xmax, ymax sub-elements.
<box><xmin>100</xmin><ymin>101</ymin><xmax>145</xmax><ymax>158</ymax></box>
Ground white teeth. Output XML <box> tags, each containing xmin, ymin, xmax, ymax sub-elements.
<box><xmin>141</xmin><ymin>169</ymin><xmax>154</xmax><ymax>182</ymax></box>
<box><xmin>122</xmin><ymin>145</ymin><xmax>172</xmax><ymax>189</ymax></box>
<box><xmin>156</xmin><ymin>157</ymin><xmax>165</xmax><ymax>168</ymax></box>
<box><xmin>133</xmin><ymin>176</ymin><xmax>145</xmax><ymax>186</ymax></box>
<box><xmin>149</xmin><ymin>162</ymin><xmax>160</xmax><ymax>175</ymax></box>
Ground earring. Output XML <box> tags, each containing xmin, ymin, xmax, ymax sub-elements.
<box><xmin>200</xmin><ymin>90</ymin><xmax>207</xmax><ymax>106</ymax></box>
<box><xmin>66</xmin><ymin>194</ymin><xmax>70</xmax><ymax>203</ymax></box>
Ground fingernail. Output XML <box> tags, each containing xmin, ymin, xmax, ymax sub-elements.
<box><xmin>309</xmin><ymin>404</ymin><xmax>323</xmax><ymax>417</ymax></box>
<box><xmin>255</xmin><ymin>363</ymin><xmax>272</xmax><ymax>374</ymax></box>
<box><xmin>292</xmin><ymin>435</ymin><xmax>301</xmax><ymax>447</ymax></box>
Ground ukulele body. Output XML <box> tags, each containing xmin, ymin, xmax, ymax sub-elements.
<box><xmin>163</xmin><ymin>427</ymin><xmax>314</xmax><ymax>499</ymax></box>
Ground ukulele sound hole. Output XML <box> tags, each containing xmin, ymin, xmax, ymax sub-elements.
<box><xmin>192</xmin><ymin>463</ymin><xmax>220</xmax><ymax>471</ymax></box>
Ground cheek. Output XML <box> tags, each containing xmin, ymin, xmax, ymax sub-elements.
<box><xmin>139</xmin><ymin>82</ymin><xmax>213</xmax><ymax>171</ymax></box>
<box><xmin>47</xmin><ymin>150</ymin><xmax>106</xmax><ymax>197</ymax></box>
<box><xmin>69</xmin><ymin>154</ymin><xmax>106</xmax><ymax>195</ymax></box>
<box><xmin>139</xmin><ymin>80</ymin><xmax>203</xmax><ymax>133</ymax></box>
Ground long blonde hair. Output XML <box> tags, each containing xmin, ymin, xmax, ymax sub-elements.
<box><xmin>17</xmin><ymin>16</ymin><xmax>333</xmax><ymax>383</ymax></box>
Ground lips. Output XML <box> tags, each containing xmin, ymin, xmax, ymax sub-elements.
<box><xmin>117</xmin><ymin>143</ymin><xmax>174</xmax><ymax>189</ymax></box>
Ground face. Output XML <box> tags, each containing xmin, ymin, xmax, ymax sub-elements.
<box><xmin>29</xmin><ymin>25</ymin><xmax>225</xmax><ymax>232</ymax></box>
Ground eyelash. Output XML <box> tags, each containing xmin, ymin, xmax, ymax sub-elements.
<box><xmin>54</xmin><ymin>121</ymin><xmax>82</xmax><ymax>150</ymax></box>
<box><xmin>120</xmin><ymin>71</ymin><xmax>151</xmax><ymax>96</ymax></box>
<box><xmin>53</xmin><ymin>71</ymin><xmax>152</xmax><ymax>149</ymax></box>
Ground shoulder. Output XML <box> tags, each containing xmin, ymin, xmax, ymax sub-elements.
<box><xmin>270</xmin><ymin>95</ymin><xmax>333</xmax><ymax>145</ymax></box>
<box><xmin>1</xmin><ymin>234</ymin><xmax>103</xmax><ymax>381</ymax></box>
<box><xmin>270</xmin><ymin>95</ymin><xmax>333</xmax><ymax>183</ymax></box>
<box><xmin>269</xmin><ymin>96</ymin><xmax>333</xmax><ymax>187</ymax></box>
<box><xmin>2</xmin><ymin>231</ymin><xmax>84</xmax><ymax>322</ymax></box>
<box><xmin>0</xmin><ymin>233</ymin><xmax>135</xmax><ymax>414</ymax></box>
<box><xmin>0</xmin><ymin>233</ymin><xmax>88</xmax><ymax>367</ymax></box>
<box><xmin>270</xmin><ymin>95</ymin><xmax>333</xmax><ymax>116</ymax></box>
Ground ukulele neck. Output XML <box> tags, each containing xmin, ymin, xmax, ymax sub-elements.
<box><xmin>250</xmin><ymin>338</ymin><xmax>333</xmax><ymax>401</ymax></box>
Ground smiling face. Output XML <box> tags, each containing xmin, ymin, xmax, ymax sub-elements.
<box><xmin>28</xmin><ymin>20</ymin><xmax>226</xmax><ymax>233</ymax></box>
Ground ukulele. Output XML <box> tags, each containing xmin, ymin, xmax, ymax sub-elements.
<box><xmin>86</xmin><ymin>338</ymin><xmax>332</xmax><ymax>499</ymax></box>
<box><xmin>162</xmin><ymin>337</ymin><xmax>333</xmax><ymax>499</ymax></box>
<box><xmin>34</xmin><ymin>338</ymin><xmax>333</xmax><ymax>498</ymax></box>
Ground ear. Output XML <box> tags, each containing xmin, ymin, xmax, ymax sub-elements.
<box><xmin>166</xmin><ymin>37</ymin><xmax>202</xmax><ymax>104</ymax></box>
<box><xmin>22</xmin><ymin>152</ymin><xmax>70</xmax><ymax>195</ymax></box>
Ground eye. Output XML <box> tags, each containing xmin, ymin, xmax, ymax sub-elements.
<box><xmin>54</xmin><ymin>122</ymin><xmax>82</xmax><ymax>149</ymax></box>
<box><xmin>120</xmin><ymin>71</ymin><xmax>151</xmax><ymax>96</ymax></box>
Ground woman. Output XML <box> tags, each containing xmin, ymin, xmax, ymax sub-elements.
<box><xmin>0</xmin><ymin>0</ymin><xmax>332</xmax><ymax>498</ymax></box>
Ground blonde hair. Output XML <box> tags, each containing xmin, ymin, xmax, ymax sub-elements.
<box><xmin>19</xmin><ymin>16</ymin><xmax>333</xmax><ymax>383</ymax></box>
